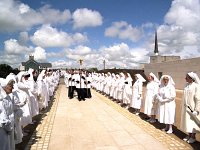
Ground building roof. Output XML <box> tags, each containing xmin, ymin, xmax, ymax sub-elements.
<box><xmin>22</xmin><ymin>58</ymin><xmax>52</xmax><ymax>68</ymax></box>
<box><xmin>39</xmin><ymin>63</ymin><xmax>52</xmax><ymax>68</ymax></box>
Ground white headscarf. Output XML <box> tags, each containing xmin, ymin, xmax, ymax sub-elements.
<box><xmin>0</xmin><ymin>78</ymin><xmax>15</xmax><ymax>88</ymax></box>
<box><xmin>6</xmin><ymin>73</ymin><xmax>18</xmax><ymax>91</ymax></box>
<box><xmin>160</xmin><ymin>75</ymin><xmax>175</xmax><ymax>86</ymax></box>
<box><xmin>28</xmin><ymin>68</ymin><xmax>34</xmax><ymax>81</ymax></box>
<box><xmin>135</xmin><ymin>74</ymin><xmax>146</xmax><ymax>82</ymax></box>
<box><xmin>149</xmin><ymin>72</ymin><xmax>159</xmax><ymax>83</ymax></box>
<box><xmin>127</xmin><ymin>73</ymin><xmax>133</xmax><ymax>81</ymax></box>
<box><xmin>187</xmin><ymin>72</ymin><xmax>200</xmax><ymax>84</ymax></box>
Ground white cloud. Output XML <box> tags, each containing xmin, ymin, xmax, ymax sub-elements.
<box><xmin>100</xmin><ymin>43</ymin><xmax>130</xmax><ymax>60</ymax></box>
<box><xmin>105</xmin><ymin>21</ymin><xmax>143</xmax><ymax>42</ymax></box>
<box><xmin>18</xmin><ymin>32</ymin><xmax>29</xmax><ymax>45</ymax></box>
<box><xmin>0</xmin><ymin>0</ymin><xmax>71</xmax><ymax>32</ymax></box>
<box><xmin>39</xmin><ymin>5</ymin><xmax>71</xmax><ymax>24</ymax></box>
<box><xmin>72</xmin><ymin>8</ymin><xmax>103</xmax><ymax>29</ymax></box>
<box><xmin>164</xmin><ymin>0</ymin><xmax>200</xmax><ymax>31</ymax></box>
<box><xmin>33</xmin><ymin>47</ymin><xmax>47</xmax><ymax>61</ymax></box>
<box><xmin>142</xmin><ymin>0</ymin><xmax>200</xmax><ymax>58</ymax></box>
<box><xmin>0</xmin><ymin>54</ymin><xmax>24</xmax><ymax>67</ymax></box>
<box><xmin>51</xmin><ymin>60</ymin><xmax>74</xmax><ymax>69</ymax></box>
<box><xmin>4</xmin><ymin>39</ymin><xmax>33</xmax><ymax>54</ymax></box>
<box><xmin>64</xmin><ymin>45</ymin><xmax>93</xmax><ymax>61</ymax></box>
<box><xmin>30</xmin><ymin>25</ymin><xmax>88</xmax><ymax>48</ymax></box>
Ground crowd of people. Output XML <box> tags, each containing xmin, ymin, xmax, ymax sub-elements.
<box><xmin>64</xmin><ymin>69</ymin><xmax>92</xmax><ymax>101</ymax></box>
<box><xmin>0</xmin><ymin>69</ymin><xmax>60</xmax><ymax>150</ymax></box>
<box><xmin>1</xmin><ymin>68</ymin><xmax>199</xmax><ymax>150</ymax></box>
<box><xmin>90</xmin><ymin>71</ymin><xmax>200</xmax><ymax>144</ymax></box>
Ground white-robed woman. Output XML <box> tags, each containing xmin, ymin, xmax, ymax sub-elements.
<box><xmin>144</xmin><ymin>72</ymin><xmax>159</xmax><ymax>123</ymax></box>
<box><xmin>130</xmin><ymin>74</ymin><xmax>146</xmax><ymax>115</ymax></box>
<box><xmin>122</xmin><ymin>73</ymin><xmax>133</xmax><ymax>108</ymax></box>
<box><xmin>27</xmin><ymin>68</ymin><xmax>39</xmax><ymax>117</ymax></box>
<box><xmin>37</xmin><ymin>70</ymin><xmax>49</xmax><ymax>110</ymax></box>
<box><xmin>180</xmin><ymin>72</ymin><xmax>200</xmax><ymax>143</ymax></box>
<box><xmin>6</xmin><ymin>73</ymin><xmax>25</xmax><ymax>144</ymax></box>
<box><xmin>117</xmin><ymin>73</ymin><xmax>125</xmax><ymax>103</ymax></box>
<box><xmin>156</xmin><ymin>75</ymin><xmax>176</xmax><ymax>134</ymax></box>
<box><xmin>0</xmin><ymin>78</ymin><xmax>15</xmax><ymax>150</ymax></box>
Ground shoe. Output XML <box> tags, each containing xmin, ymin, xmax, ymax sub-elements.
<box><xmin>183</xmin><ymin>136</ymin><xmax>190</xmax><ymax>141</ymax></box>
<box><xmin>161</xmin><ymin>128</ymin><xmax>167</xmax><ymax>131</ymax></box>
<box><xmin>166</xmin><ymin>130</ymin><xmax>173</xmax><ymax>134</ymax></box>
<box><xmin>149</xmin><ymin>119</ymin><xmax>156</xmax><ymax>123</ymax></box>
<box><xmin>125</xmin><ymin>106</ymin><xmax>129</xmax><ymax>109</ymax></box>
<box><xmin>135</xmin><ymin>112</ymin><xmax>139</xmax><ymax>116</ymax></box>
<box><xmin>187</xmin><ymin>138</ymin><xmax>196</xmax><ymax>144</ymax></box>
<box><xmin>146</xmin><ymin>118</ymin><xmax>151</xmax><ymax>122</ymax></box>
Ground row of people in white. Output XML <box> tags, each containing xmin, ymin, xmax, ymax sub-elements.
<box><xmin>92</xmin><ymin>71</ymin><xmax>200</xmax><ymax>143</ymax></box>
<box><xmin>91</xmin><ymin>72</ymin><xmax>146</xmax><ymax>113</ymax></box>
<box><xmin>0</xmin><ymin>69</ymin><xmax>60</xmax><ymax>150</ymax></box>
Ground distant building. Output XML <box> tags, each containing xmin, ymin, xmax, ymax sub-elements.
<box><xmin>144</xmin><ymin>31</ymin><xmax>200</xmax><ymax>90</ymax></box>
<box><xmin>21</xmin><ymin>55</ymin><xmax>52</xmax><ymax>72</ymax></box>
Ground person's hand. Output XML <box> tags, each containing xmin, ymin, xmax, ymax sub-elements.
<box><xmin>156</xmin><ymin>94</ymin><xmax>163</xmax><ymax>102</ymax></box>
<box><xmin>192</xmin><ymin>111</ymin><xmax>199</xmax><ymax>116</ymax></box>
<box><xmin>137</xmin><ymin>94</ymin><xmax>142</xmax><ymax>99</ymax></box>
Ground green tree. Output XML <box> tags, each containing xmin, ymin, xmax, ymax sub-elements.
<box><xmin>0</xmin><ymin>64</ymin><xmax>13</xmax><ymax>78</ymax></box>
<box><xmin>88</xmin><ymin>68</ymin><xmax>98</xmax><ymax>72</ymax></box>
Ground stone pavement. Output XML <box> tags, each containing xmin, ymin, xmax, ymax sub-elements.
<box><xmin>26</xmin><ymin>82</ymin><xmax>199</xmax><ymax>150</ymax></box>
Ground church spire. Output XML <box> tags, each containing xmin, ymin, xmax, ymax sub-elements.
<box><xmin>154</xmin><ymin>30</ymin><xmax>159</xmax><ymax>55</ymax></box>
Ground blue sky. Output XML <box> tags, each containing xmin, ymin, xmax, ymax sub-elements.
<box><xmin>0</xmin><ymin>0</ymin><xmax>200</xmax><ymax>69</ymax></box>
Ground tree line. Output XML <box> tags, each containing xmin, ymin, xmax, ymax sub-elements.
<box><xmin>0</xmin><ymin>64</ymin><xmax>20</xmax><ymax>78</ymax></box>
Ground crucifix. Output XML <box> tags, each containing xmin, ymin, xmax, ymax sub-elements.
<box><xmin>79</xmin><ymin>59</ymin><xmax>83</xmax><ymax>69</ymax></box>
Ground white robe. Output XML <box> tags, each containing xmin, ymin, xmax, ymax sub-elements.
<box><xmin>156</xmin><ymin>84</ymin><xmax>176</xmax><ymax>124</ymax></box>
<box><xmin>17</xmin><ymin>84</ymin><xmax>32</xmax><ymax>127</ymax></box>
<box><xmin>117</xmin><ymin>78</ymin><xmax>125</xmax><ymax>101</ymax></box>
<box><xmin>180</xmin><ymin>82</ymin><xmax>200</xmax><ymax>133</ymax></box>
<box><xmin>0</xmin><ymin>88</ymin><xmax>15</xmax><ymax>150</ymax></box>
<box><xmin>123</xmin><ymin>77</ymin><xmax>132</xmax><ymax>104</ymax></box>
<box><xmin>144</xmin><ymin>81</ymin><xmax>159</xmax><ymax>115</ymax></box>
<box><xmin>130</xmin><ymin>80</ymin><xmax>143</xmax><ymax>109</ymax></box>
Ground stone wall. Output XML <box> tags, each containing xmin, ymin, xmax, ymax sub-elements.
<box><xmin>144</xmin><ymin>57</ymin><xmax>200</xmax><ymax>90</ymax></box>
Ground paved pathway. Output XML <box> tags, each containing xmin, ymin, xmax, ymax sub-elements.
<box><xmin>26</xmin><ymin>82</ymin><xmax>198</xmax><ymax>150</ymax></box>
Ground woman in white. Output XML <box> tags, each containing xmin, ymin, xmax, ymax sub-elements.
<box><xmin>180</xmin><ymin>72</ymin><xmax>200</xmax><ymax>143</ymax></box>
<box><xmin>17</xmin><ymin>72</ymin><xmax>32</xmax><ymax>129</ymax></box>
<box><xmin>37</xmin><ymin>70</ymin><xmax>49</xmax><ymax>110</ymax></box>
<box><xmin>122</xmin><ymin>73</ymin><xmax>133</xmax><ymax>108</ymax></box>
<box><xmin>0</xmin><ymin>78</ymin><xmax>15</xmax><ymax>150</ymax></box>
<box><xmin>27</xmin><ymin>68</ymin><xmax>39</xmax><ymax>117</ymax></box>
<box><xmin>156</xmin><ymin>75</ymin><xmax>176</xmax><ymax>134</ymax></box>
<box><xmin>130</xmin><ymin>74</ymin><xmax>146</xmax><ymax>115</ymax></box>
<box><xmin>117</xmin><ymin>73</ymin><xmax>125</xmax><ymax>103</ymax></box>
<box><xmin>144</xmin><ymin>73</ymin><xmax>159</xmax><ymax>123</ymax></box>
<box><xmin>109</xmin><ymin>73</ymin><xmax>116</xmax><ymax>99</ymax></box>
<box><xmin>6</xmin><ymin>73</ymin><xmax>25</xmax><ymax>144</ymax></box>
<box><xmin>113</xmin><ymin>75</ymin><xmax>120</xmax><ymax>101</ymax></box>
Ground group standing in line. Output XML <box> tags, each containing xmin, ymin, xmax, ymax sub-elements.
<box><xmin>0</xmin><ymin>69</ymin><xmax>60</xmax><ymax>150</ymax></box>
<box><xmin>90</xmin><ymin>71</ymin><xmax>200</xmax><ymax>144</ymax></box>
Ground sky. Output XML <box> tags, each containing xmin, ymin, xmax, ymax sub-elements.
<box><xmin>0</xmin><ymin>0</ymin><xmax>200</xmax><ymax>70</ymax></box>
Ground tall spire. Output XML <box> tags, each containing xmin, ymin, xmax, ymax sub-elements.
<box><xmin>154</xmin><ymin>30</ymin><xmax>159</xmax><ymax>55</ymax></box>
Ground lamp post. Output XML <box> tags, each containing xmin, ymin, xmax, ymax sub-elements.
<box><xmin>103</xmin><ymin>59</ymin><xmax>105</xmax><ymax>70</ymax></box>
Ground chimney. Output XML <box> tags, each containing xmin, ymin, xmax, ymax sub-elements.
<box><xmin>29</xmin><ymin>55</ymin><xmax>34</xmax><ymax>60</ymax></box>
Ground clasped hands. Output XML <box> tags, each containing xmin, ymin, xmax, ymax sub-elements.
<box><xmin>155</xmin><ymin>94</ymin><xmax>171</xmax><ymax>103</ymax></box>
